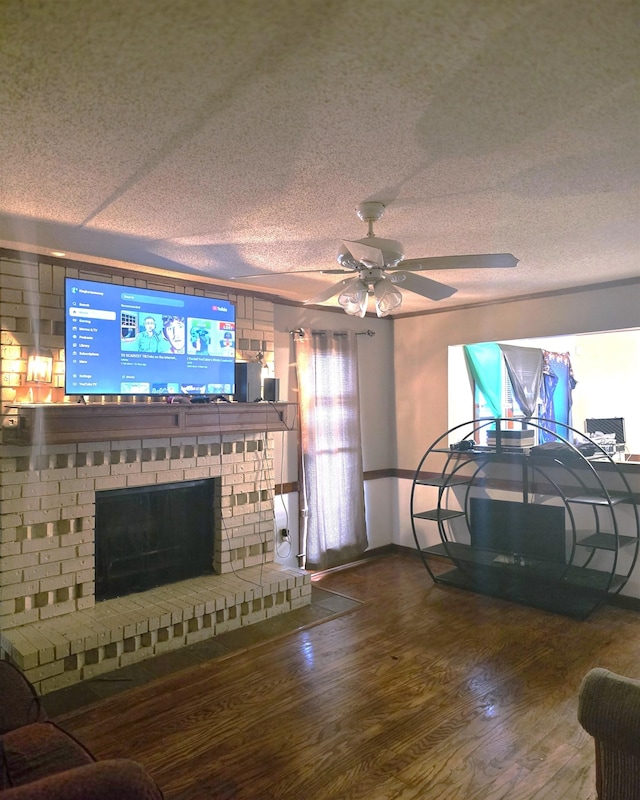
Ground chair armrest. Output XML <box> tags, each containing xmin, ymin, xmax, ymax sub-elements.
<box><xmin>0</xmin><ymin>759</ymin><xmax>164</xmax><ymax>799</ymax></box>
<box><xmin>0</xmin><ymin>662</ymin><xmax>47</xmax><ymax>735</ymax></box>
<box><xmin>578</xmin><ymin>667</ymin><xmax>640</xmax><ymax>756</ymax></box>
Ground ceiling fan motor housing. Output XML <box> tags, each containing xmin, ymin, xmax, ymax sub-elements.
<box><xmin>337</xmin><ymin>237</ymin><xmax>405</xmax><ymax>269</ymax></box>
<box><xmin>359</xmin><ymin>267</ymin><xmax>385</xmax><ymax>287</ymax></box>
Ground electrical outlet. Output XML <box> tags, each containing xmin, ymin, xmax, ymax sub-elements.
<box><xmin>279</xmin><ymin>528</ymin><xmax>290</xmax><ymax>540</ymax></box>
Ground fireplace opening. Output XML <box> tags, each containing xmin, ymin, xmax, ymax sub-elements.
<box><xmin>95</xmin><ymin>479</ymin><xmax>216</xmax><ymax>601</ymax></box>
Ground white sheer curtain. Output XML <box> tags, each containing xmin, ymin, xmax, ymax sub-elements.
<box><xmin>294</xmin><ymin>330</ymin><xmax>368</xmax><ymax>571</ymax></box>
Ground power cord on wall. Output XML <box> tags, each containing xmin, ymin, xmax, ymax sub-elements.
<box><xmin>273</xmin><ymin>422</ymin><xmax>292</xmax><ymax>560</ymax></box>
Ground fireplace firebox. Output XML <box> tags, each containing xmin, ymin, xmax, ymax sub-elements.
<box><xmin>95</xmin><ymin>479</ymin><xmax>216</xmax><ymax>601</ymax></box>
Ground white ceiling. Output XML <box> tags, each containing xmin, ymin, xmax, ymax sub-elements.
<box><xmin>0</xmin><ymin>0</ymin><xmax>638</xmax><ymax>315</ymax></box>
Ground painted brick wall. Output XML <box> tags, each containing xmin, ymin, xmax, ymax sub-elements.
<box><xmin>0</xmin><ymin>253</ymin><xmax>278</xmax><ymax>629</ymax></box>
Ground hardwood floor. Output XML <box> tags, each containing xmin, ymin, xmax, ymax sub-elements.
<box><xmin>56</xmin><ymin>554</ymin><xmax>640</xmax><ymax>799</ymax></box>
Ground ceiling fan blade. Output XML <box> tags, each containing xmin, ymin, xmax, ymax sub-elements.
<box><xmin>342</xmin><ymin>240</ymin><xmax>385</xmax><ymax>267</ymax></box>
<box><xmin>389</xmin><ymin>271</ymin><xmax>457</xmax><ymax>301</ymax></box>
<box><xmin>304</xmin><ymin>277</ymin><xmax>356</xmax><ymax>305</ymax></box>
<box><xmin>231</xmin><ymin>268</ymin><xmax>352</xmax><ymax>280</ymax></box>
<box><xmin>391</xmin><ymin>253</ymin><xmax>519</xmax><ymax>271</ymax></box>
<box><xmin>320</xmin><ymin>268</ymin><xmax>359</xmax><ymax>274</ymax></box>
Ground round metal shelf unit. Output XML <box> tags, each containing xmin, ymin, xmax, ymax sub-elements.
<box><xmin>410</xmin><ymin>417</ymin><xmax>639</xmax><ymax>619</ymax></box>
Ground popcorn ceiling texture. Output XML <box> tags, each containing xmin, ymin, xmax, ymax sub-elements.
<box><xmin>0</xmin><ymin>1</ymin><xmax>637</xmax><ymax>314</ymax></box>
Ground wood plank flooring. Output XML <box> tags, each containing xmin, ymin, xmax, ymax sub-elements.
<box><xmin>55</xmin><ymin>554</ymin><xmax>640</xmax><ymax>799</ymax></box>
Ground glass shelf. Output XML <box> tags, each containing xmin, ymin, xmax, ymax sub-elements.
<box><xmin>577</xmin><ymin>532</ymin><xmax>638</xmax><ymax>550</ymax></box>
<box><xmin>414</xmin><ymin>475</ymin><xmax>473</xmax><ymax>487</ymax></box>
<box><xmin>413</xmin><ymin>509</ymin><xmax>465</xmax><ymax>522</ymax></box>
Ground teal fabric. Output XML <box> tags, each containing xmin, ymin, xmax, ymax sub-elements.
<box><xmin>464</xmin><ymin>343</ymin><xmax>503</xmax><ymax>418</ymax></box>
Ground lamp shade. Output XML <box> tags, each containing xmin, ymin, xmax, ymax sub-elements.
<box><xmin>338</xmin><ymin>279</ymin><xmax>368</xmax><ymax>317</ymax></box>
<box><xmin>373</xmin><ymin>278</ymin><xmax>402</xmax><ymax>317</ymax></box>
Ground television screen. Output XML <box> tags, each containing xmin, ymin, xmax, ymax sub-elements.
<box><xmin>65</xmin><ymin>278</ymin><xmax>236</xmax><ymax>396</ymax></box>
<box><xmin>469</xmin><ymin>497</ymin><xmax>566</xmax><ymax>563</ymax></box>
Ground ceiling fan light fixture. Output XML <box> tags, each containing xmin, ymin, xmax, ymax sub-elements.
<box><xmin>338</xmin><ymin>279</ymin><xmax>368</xmax><ymax>317</ymax></box>
<box><xmin>373</xmin><ymin>278</ymin><xmax>403</xmax><ymax>317</ymax></box>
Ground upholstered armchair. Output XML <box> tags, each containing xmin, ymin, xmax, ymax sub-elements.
<box><xmin>578</xmin><ymin>667</ymin><xmax>640</xmax><ymax>800</ymax></box>
<box><xmin>0</xmin><ymin>660</ymin><xmax>163</xmax><ymax>799</ymax></box>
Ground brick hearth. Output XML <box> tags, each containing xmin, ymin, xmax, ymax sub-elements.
<box><xmin>0</xmin><ymin>431</ymin><xmax>310</xmax><ymax>694</ymax></box>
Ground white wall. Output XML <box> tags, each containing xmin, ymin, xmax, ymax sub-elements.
<box><xmin>272</xmin><ymin>304</ymin><xmax>396</xmax><ymax>564</ymax></box>
<box><xmin>572</xmin><ymin>329</ymin><xmax>640</xmax><ymax>454</ymax></box>
<box><xmin>395</xmin><ymin>282</ymin><xmax>640</xmax><ymax>474</ymax></box>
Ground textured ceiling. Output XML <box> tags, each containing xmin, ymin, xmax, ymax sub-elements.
<box><xmin>0</xmin><ymin>0</ymin><xmax>638</xmax><ymax>315</ymax></box>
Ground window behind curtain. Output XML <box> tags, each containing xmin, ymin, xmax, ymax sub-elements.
<box><xmin>294</xmin><ymin>330</ymin><xmax>368</xmax><ymax>571</ymax></box>
<box><xmin>474</xmin><ymin>366</ymin><xmax>524</xmax><ymax>427</ymax></box>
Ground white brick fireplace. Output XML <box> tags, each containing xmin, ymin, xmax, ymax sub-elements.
<box><xmin>0</xmin><ymin>426</ymin><xmax>310</xmax><ymax>695</ymax></box>
<box><xmin>0</xmin><ymin>253</ymin><xmax>310</xmax><ymax>695</ymax></box>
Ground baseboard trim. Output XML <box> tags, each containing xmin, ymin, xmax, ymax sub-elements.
<box><xmin>606</xmin><ymin>593</ymin><xmax>640</xmax><ymax>612</ymax></box>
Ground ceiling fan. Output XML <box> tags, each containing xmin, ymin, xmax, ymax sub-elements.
<box><xmin>229</xmin><ymin>201</ymin><xmax>518</xmax><ymax>317</ymax></box>
<box><xmin>302</xmin><ymin>201</ymin><xmax>519</xmax><ymax>317</ymax></box>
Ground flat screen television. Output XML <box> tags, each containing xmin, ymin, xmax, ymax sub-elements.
<box><xmin>64</xmin><ymin>277</ymin><xmax>236</xmax><ymax>396</ymax></box>
<box><xmin>469</xmin><ymin>497</ymin><xmax>566</xmax><ymax>563</ymax></box>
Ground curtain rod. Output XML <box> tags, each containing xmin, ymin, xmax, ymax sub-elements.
<box><xmin>289</xmin><ymin>328</ymin><xmax>376</xmax><ymax>337</ymax></box>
